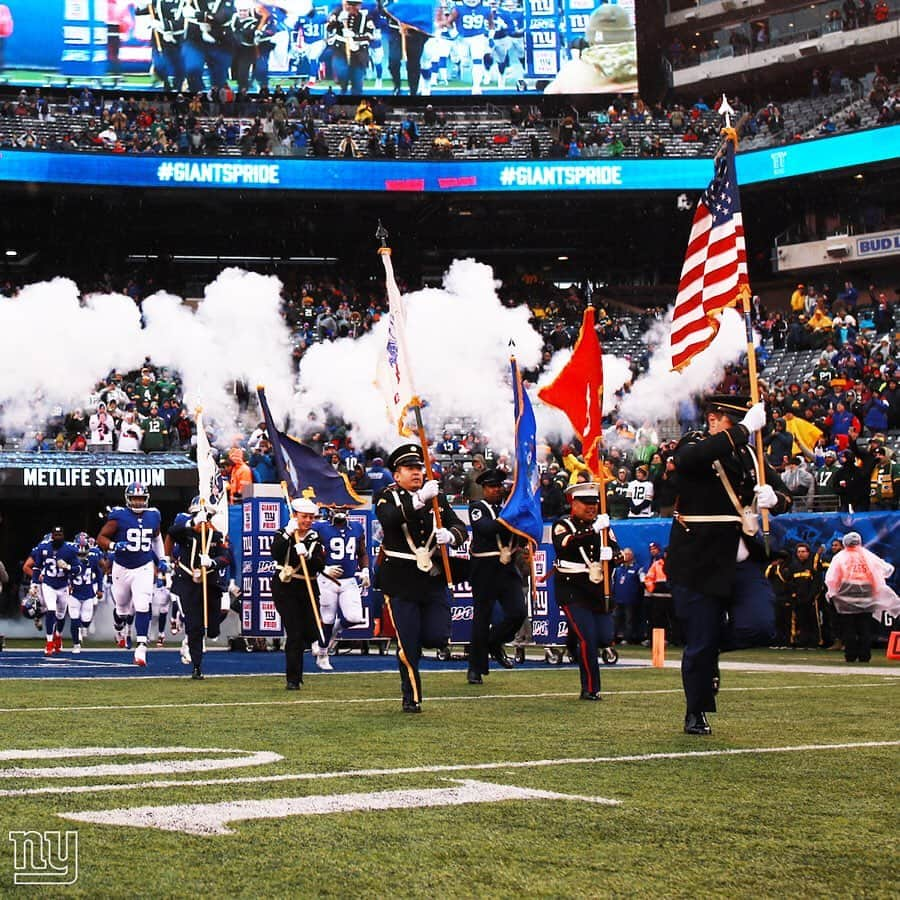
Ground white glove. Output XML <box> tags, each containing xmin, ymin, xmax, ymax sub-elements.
<box><xmin>284</xmin><ymin>517</ymin><xmax>300</xmax><ymax>535</ymax></box>
<box><xmin>323</xmin><ymin>565</ymin><xmax>344</xmax><ymax>579</ymax></box>
<box><xmin>434</xmin><ymin>527</ymin><xmax>454</xmax><ymax>545</ymax></box>
<box><xmin>413</xmin><ymin>479</ymin><xmax>440</xmax><ymax>508</ymax></box>
<box><xmin>199</xmin><ymin>554</ymin><xmax>213</xmax><ymax>568</ymax></box>
<box><xmin>56</xmin><ymin>559</ymin><xmax>71</xmax><ymax>572</ymax></box>
<box><xmin>192</xmin><ymin>510</ymin><xmax>209</xmax><ymax>527</ymax></box>
<box><xmin>599</xmin><ymin>546</ymin><xmax>614</xmax><ymax>562</ymax></box>
<box><xmin>294</xmin><ymin>542</ymin><xmax>309</xmax><ymax>558</ymax></box>
<box><xmin>739</xmin><ymin>402</ymin><xmax>767</xmax><ymax>435</ymax></box>
<box><xmin>358</xmin><ymin>567</ymin><xmax>371</xmax><ymax>589</ymax></box>
<box><xmin>591</xmin><ymin>514</ymin><xmax>610</xmax><ymax>533</ymax></box>
<box><xmin>228</xmin><ymin>579</ymin><xmax>242</xmax><ymax>599</ymax></box>
<box><xmin>754</xmin><ymin>484</ymin><xmax>778</xmax><ymax>509</ymax></box>
<box><xmin>28</xmin><ymin>584</ymin><xmax>39</xmax><ymax>599</ymax></box>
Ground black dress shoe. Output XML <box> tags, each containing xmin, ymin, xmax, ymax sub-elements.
<box><xmin>490</xmin><ymin>647</ymin><xmax>515</xmax><ymax>669</ymax></box>
<box><xmin>191</xmin><ymin>666</ymin><xmax>204</xmax><ymax>681</ymax></box>
<box><xmin>286</xmin><ymin>681</ymin><xmax>301</xmax><ymax>691</ymax></box>
<box><xmin>467</xmin><ymin>670</ymin><xmax>483</xmax><ymax>685</ymax></box>
<box><xmin>579</xmin><ymin>690</ymin><xmax>602</xmax><ymax>701</ymax></box>
<box><xmin>684</xmin><ymin>712</ymin><xmax>712</xmax><ymax>735</ymax></box>
<box><xmin>402</xmin><ymin>700</ymin><xmax>422</xmax><ymax>713</ymax></box>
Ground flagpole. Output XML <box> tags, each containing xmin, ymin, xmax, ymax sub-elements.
<box><xmin>377</xmin><ymin>223</ymin><xmax>454</xmax><ymax>590</ymax></box>
<box><xmin>718</xmin><ymin>98</ymin><xmax>771</xmax><ymax>552</ymax></box>
<box><xmin>195</xmin><ymin>407</ymin><xmax>210</xmax><ymax>633</ymax></box>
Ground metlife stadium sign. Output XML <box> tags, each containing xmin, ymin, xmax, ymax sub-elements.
<box><xmin>0</xmin><ymin>126</ymin><xmax>896</xmax><ymax>193</ymax></box>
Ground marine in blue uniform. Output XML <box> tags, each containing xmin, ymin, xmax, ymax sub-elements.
<box><xmin>375</xmin><ymin>443</ymin><xmax>468</xmax><ymax>712</ymax></box>
<box><xmin>182</xmin><ymin>0</ymin><xmax>236</xmax><ymax>93</ymax></box>
<box><xmin>551</xmin><ymin>482</ymin><xmax>620</xmax><ymax>700</ymax></box>
<box><xmin>466</xmin><ymin>468</ymin><xmax>526</xmax><ymax>684</ymax></box>
<box><xmin>165</xmin><ymin>498</ymin><xmax>231</xmax><ymax>680</ymax></box>
<box><xmin>134</xmin><ymin>0</ymin><xmax>186</xmax><ymax>89</ymax></box>
<box><xmin>666</xmin><ymin>395</ymin><xmax>791</xmax><ymax>735</ymax></box>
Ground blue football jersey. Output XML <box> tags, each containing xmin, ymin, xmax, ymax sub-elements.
<box><xmin>455</xmin><ymin>2</ymin><xmax>490</xmax><ymax>37</ymax></box>
<box><xmin>33</xmin><ymin>541</ymin><xmax>82</xmax><ymax>590</ymax></box>
<box><xmin>70</xmin><ymin>549</ymin><xmax>104</xmax><ymax>601</ymax></box>
<box><xmin>107</xmin><ymin>506</ymin><xmax>162</xmax><ymax>569</ymax></box>
<box><xmin>301</xmin><ymin>12</ymin><xmax>327</xmax><ymax>41</ymax></box>
<box><xmin>317</xmin><ymin>519</ymin><xmax>365</xmax><ymax>578</ymax></box>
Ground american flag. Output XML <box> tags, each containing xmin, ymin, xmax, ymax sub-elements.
<box><xmin>670</xmin><ymin>142</ymin><xmax>749</xmax><ymax>371</ymax></box>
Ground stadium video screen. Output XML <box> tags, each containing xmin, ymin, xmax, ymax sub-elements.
<box><xmin>0</xmin><ymin>0</ymin><xmax>638</xmax><ymax>96</ymax></box>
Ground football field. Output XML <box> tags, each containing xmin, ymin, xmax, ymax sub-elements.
<box><xmin>0</xmin><ymin>647</ymin><xmax>897</xmax><ymax>898</ymax></box>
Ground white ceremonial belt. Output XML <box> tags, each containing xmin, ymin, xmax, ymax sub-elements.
<box><xmin>555</xmin><ymin>560</ymin><xmax>590</xmax><ymax>573</ymax></box>
<box><xmin>677</xmin><ymin>515</ymin><xmax>742</xmax><ymax>524</ymax></box>
<box><xmin>383</xmin><ymin>549</ymin><xmax>430</xmax><ymax>561</ymax></box>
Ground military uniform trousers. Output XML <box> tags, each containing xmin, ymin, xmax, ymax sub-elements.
<box><xmin>468</xmin><ymin>563</ymin><xmax>526</xmax><ymax>676</ymax></box>
<box><xmin>385</xmin><ymin>581</ymin><xmax>451</xmax><ymax>705</ymax></box>
<box><xmin>173</xmin><ymin>575</ymin><xmax>221</xmax><ymax>669</ymax></box>
<box><xmin>273</xmin><ymin>585</ymin><xmax>321</xmax><ymax>686</ymax></box>
<box><xmin>673</xmin><ymin>560</ymin><xmax>775</xmax><ymax>715</ymax></box>
<box><xmin>562</xmin><ymin>603</ymin><xmax>614</xmax><ymax>695</ymax></box>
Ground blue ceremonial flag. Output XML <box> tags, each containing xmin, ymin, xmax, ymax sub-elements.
<box><xmin>497</xmin><ymin>359</ymin><xmax>543</xmax><ymax>545</ymax></box>
<box><xmin>257</xmin><ymin>387</ymin><xmax>363</xmax><ymax>507</ymax></box>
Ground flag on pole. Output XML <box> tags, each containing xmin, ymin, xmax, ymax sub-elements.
<box><xmin>257</xmin><ymin>387</ymin><xmax>363</xmax><ymax>506</ymax></box>
<box><xmin>497</xmin><ymin>359</ymin><xmax>543</xmax><ymax>545</ymax></box>
<box><xmin>375</xmin><ymin>249</ymin><xmax>417</xmax><ymax>436</ymax></box>
<box><xmin>195</xmin><ymin>410</ymin><xmax>229</xmax><ymax>536</ymax></box>
<box><xmin>538</xmin><ymin>307</ymin><xmax>605</xmax><ymax>480</ymax></box>
<box><xmin>670</xmin><ymin>141</ymin><xmax>749</xmax><ymax>371</ymax></box>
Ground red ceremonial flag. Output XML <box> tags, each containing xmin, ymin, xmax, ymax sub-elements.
<box><xmin>670</xmin><ymin>141</ymin><xmax>749</xmax><ymax>371</ymax></box>
<box><xmin>538</xmin><ymin>307</ymin><xmax>604</xmax><ymax>479</ymax></box>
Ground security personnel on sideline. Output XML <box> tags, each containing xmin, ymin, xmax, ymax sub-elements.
<box><xmin>165</xmin><ymin>498</ymin><xmax>231</xmax><ymax>680</ymax></box>
<box><xmin>271</xmin><ymin>497</ymin><xmax>326</xmax><ymax>690</ymax></box>
<box><xmin>375</xmin><ymin>443</ymin><xmax>468</xmax><ymax>712</ymax></box>
<box><xmin>552</xmin><ymin>482</ymin><xmax>620</xmax><ymax>700</ymax></box>
<box><xmin>466</xmin><ymin>469</ymin><xmax>527</xmax><ymax>684</ymax></box>
<box><xmin>667</xmin><ymin>395</ymin><xmax>791</xmax><ymax>735</ymax></box>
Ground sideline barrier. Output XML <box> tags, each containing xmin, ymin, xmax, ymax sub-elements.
<box><xmin>234</xmin><ymin>502</ymin><xmax>899</xmax><ymax>644</ymax></box>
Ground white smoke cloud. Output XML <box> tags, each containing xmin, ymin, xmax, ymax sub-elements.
<box><xmin>619</xmin><ymin>306</ymin><xmax>749</xmax><ymax>425</ymax></box>
<box><xmin>294</xmin><ymin>258</ymin><xmax>544</xmax><ymax>451</ymax></box>
<box><xmin>0</xmin><ymin>269</ymin><xmax>293</xmax><ymax>438</ymax></box>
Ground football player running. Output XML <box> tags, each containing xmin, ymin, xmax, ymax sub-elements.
<box><xmin>23</xmin><ymin>526</ymin><xmax>81</xmax><ymax>656</ymax></box>
<box><xmin>97</xmin><ymin>482</ymin><xmax>164</xmax><ymax>666</ymax></box>
<box><xmin>313</xmin><ymin>506</ymin><xmax>369</xmax><ymax>670</ymax></box>
<box><xmin>68</xmin><ymin>533</ymin><xmax>105</xmax><ymax>654</ymax></box>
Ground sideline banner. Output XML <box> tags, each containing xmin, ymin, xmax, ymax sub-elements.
<box><xmin>233</xmin><ymin>504</ymin><xmax>899</xmax><ymax>642</ymax></box>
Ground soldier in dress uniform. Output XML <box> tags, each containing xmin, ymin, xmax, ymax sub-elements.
<box><xmin>164</xmin><ymin>498</ymin><xmax>231</xmax><ymax>680</ymax></box>
<box><xmin>466</xmin><ymin>469</ymin><xmax>527</xmax><ymax>684</ymax></box>
<box><xmin>326</xmin><ymin>0</ymin><xmax>375</xmax><ymax>94</ymax></box>
<box><xmin>270</xmin><ymin>497</ymin><xmax>326</xmax><ymax>690</ymax></box>
<box><xmin>667</xmin><ymin>394</ymin><xmax>792</xmax><ymax>735</ymax></box>
<box><xmin>134</xmin><ymin>0</ymin><xmax>186</xmax><ymax>89</ymax></box>
<box><xmin>551</xmin><ymin>482</ymin><xmax>620</xmax><ymax>701</ymax></box>
<box><xmin>375</xmin><ymin>443</ymin><xmax>468</xmax><ymax>712</ymax></box>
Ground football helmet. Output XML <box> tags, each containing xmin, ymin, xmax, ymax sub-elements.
<box><xmin>331</xmin><ymin>508</ymin><xmax>348</xmax><ymax>527</ymax></box>
<box><xmin>461</xmin><ymin>0</ymin><xmax>481</xmax><ymax>7</ymax></box>
<box><xmin>500</xmin><ymin>0</ymin><xmax>517</xmax><ymax>11</ymax></box>
<box><xmin>125</xmin><ymin>482</ymin><xmax>149</xmax><ymax>511</ymax></box>
<box><xmin>75</xmin><ymin>532</ymin><xmax>91</xmax><ymax>557</ymax></box>
<box><xmin>188</xmin><ymin>495</ymin><xmax>203</xmax><ymax>514</ymax></box>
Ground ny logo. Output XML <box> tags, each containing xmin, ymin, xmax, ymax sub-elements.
<box><xmin>9</xmin><ymin>831</ymin><xmax>78</xmax><ymax>885</ymax></box>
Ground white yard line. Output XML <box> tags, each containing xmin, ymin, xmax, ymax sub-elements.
<box><xmin>60</xmin><ymin>779</ymin><xmax>621</xmax><ymax>835</ymax></box>
<box><xmin>0</xmin><ymin>679</ymin><xmax>896</xmax><ymax>716</ymax></box>
<box><xmin>3</xmin><ymin>740</ymin><xmax>899</xmax><ymax>799</ymax></box>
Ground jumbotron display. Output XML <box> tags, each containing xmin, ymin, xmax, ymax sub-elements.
<box><xmin>0</xmin><ymin>0</ymin><xmax>639</xmax><ymax>95</ymax></box>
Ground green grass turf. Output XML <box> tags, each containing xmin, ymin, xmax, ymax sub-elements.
<box><xmin>0</xmin><ymin>653</ymin><xmax>897</xmax><ymax>898</ymax></box>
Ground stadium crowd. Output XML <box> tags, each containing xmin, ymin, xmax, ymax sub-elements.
<box><xmin>1</xmin><ymin>65</ymin><xmax>897</xmax><ymax>160</ymax></box>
